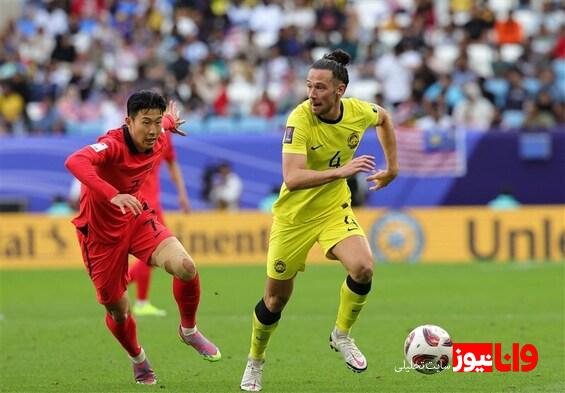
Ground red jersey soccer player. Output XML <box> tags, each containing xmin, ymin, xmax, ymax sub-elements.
<box><xmin>128</xmin><ymin>130</ymin><xmax>191</xmax><ymax>317</ymax></box>
<box><xmin>65</xmin><ymin>91</ymin><xmax>220</xmax><ymax>385</ymax></box>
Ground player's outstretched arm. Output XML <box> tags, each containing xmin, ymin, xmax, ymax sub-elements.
<box><xmin>283</xmin><ymin>153</ymin><xmax>375</xmax><ymax>191</ymax></box>
<box><xmin>166</xmin><ymin>159</ymin><xmax>191</xmax><ymax>213</ymax></box>
<box><xmin>366</xmin><ymin>106</ymin><xmax>398</xmax><ymax>191</ymax></box>
<box><xmin>65</xmin><ymin>145</ymin><xmax>119</xmax><ymax>201</ymax></box>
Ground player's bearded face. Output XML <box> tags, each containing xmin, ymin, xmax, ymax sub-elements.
<box><xmin>306</xmin><ymin>69</ymin><xmax>343</xmax><ymax>116</ymax></box>
<box><xmin>126</xmin><ymin>109</ymin><xmax>163</xmax><ymax>151</ymax></box>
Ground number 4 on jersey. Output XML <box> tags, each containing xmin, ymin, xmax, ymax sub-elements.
<box><xmin>329</xmin><ymin>151</ymin><xmax>341</xmax><ymax>168</ymax></box>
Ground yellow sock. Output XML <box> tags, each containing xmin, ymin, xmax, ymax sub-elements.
<box><xmin>249</xmin><ymin>312</ymin><xmax>278</xmax><ymax>360</ymax></box>
<box><xmin>335</xmin><ymin>278</ymin><xmax>368</xmax><ymax>333</ymax></box>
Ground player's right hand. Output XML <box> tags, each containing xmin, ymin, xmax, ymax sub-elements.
<box><xmin>164</xmin><ymin>100</ymin><xmax>186</xmax><ymax>136</ymax></box>
<box><xmin>337</xmin><ymin>155</ymin><xmax>375</xmax><ymax>178</ymax></box>
<box><xmin>110</xmin><ymin>194</ymin><xmax>143</xmax><ymax>215</ymax></box>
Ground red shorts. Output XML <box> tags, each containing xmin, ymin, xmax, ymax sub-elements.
<box><xmin>76</xmin><ymin>208</ymin><xmax>173</xmax><ymax>305</ymax></box>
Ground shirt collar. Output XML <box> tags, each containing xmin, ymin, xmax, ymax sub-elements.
<box><xmin>317</xmin><ymin>101</ymin><xmax>344</xmax><ymax>124</ymax></box>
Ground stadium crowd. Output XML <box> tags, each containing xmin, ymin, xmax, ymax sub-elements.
<box><xmin>0</xmin><ymin>0</ymin><xmax>563</xmax><ymax>135</ymax></box>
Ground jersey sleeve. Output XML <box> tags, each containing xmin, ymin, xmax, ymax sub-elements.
<box><xmin>361</xmin><ymin>100</ymin><xmax>380</xmax><ymax>128</ymax></box>
<box><xmin>281</xmin><ymin>111</ymin><xmax>309</xmax><ymax>155</ymax></box>
<box><xmin>64</xmin><ymin>138</ymin><xmax>119</xmax><ymax>200</ymax></box>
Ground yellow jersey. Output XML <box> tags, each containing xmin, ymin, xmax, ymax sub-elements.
<box><xmin>272</xmin><ymin>97</ymin><xmax>379</xmax><ymax>223</ymax></box>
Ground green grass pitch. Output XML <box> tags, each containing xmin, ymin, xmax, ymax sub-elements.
<box><xmin>0</xmin><ymin>263</ymin><xmax>563</xmax><ymax>392</ymax></box>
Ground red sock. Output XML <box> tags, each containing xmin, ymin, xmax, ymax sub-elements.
<box><xmin>105</xmin><ymin>313</ymin><xmax>141</xmax><ymax>358</ymax></box>
<box><xmin>173</xmin><ymin>273</ymin><xmax>200</xmax><ymax>329</ymax></box>
<box><xmin>128</xmin><ymin>259</ymin><xmax>152</xmax><ymax>301</ymax></box>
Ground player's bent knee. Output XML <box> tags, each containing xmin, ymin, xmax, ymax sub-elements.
<box><xmin>264</xmin><ymin>294</ymin><xmax>289</xmax><ymax>312</ymax></box>
<box><xmin>351</xmin><ymin>260</ymin><xmax>373</xmax><ymax>283</ymax></box>
<box><xmin>163</xmin><ymin>256</ymin><xmax>196</xmax><ymax>280</ymax></box>
<box><xmin>178</xmin><ymin>257</ymin><xmax>196</xmax><ymax>280</ymax></box>
<box><xmin>151</xmin><ymin>237</ymin><xmax>196</xmax><ymax>280</ymax></box>
<box><xmin>108</xmin><ymin>310</ymin><xmax>128</xmax><ymax>323</ymax></box>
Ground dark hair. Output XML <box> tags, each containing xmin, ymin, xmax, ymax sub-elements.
<box><xmin>311</xmin><ymin>49</ymin><xmax>351</xmax><ymax>85</ymax></box>
<box><xmin>126</xmin><ymin>90</ymin><xmax>167</xmax><ymax>118</ymax></box>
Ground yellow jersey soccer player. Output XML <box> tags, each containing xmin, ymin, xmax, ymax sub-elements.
<box><xmin>240</xmin><ymin>49</ymin><xmax>398</xmax><ymax>391</ymax></box>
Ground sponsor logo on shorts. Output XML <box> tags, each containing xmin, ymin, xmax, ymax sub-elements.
<box><xmin>274</xmin><ymin>259</ymin><xmax>286</xmax><ymax>273</ymax></box>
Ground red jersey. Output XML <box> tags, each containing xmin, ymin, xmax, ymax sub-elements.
<box><xmin>65</xmin><ymin>126</ymin><xmax>171</xmax><ymax>244</ymax></box>
<box><xmin>140</xmin><ymin>131</ymin><xmax>176</xmax><ymax>209</ymax></box>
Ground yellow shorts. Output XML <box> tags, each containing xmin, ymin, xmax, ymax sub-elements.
<box><xmin>267</xmin><ymin>208</ymin><xmax>365</xmax><ymax>280</ymax></box>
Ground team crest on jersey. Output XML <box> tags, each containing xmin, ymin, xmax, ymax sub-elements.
<box><xmin>89</xmin><ymin>142</ymin><xmax>108</xmax><ymax>152</ymax></box>
<box><xmin>274</xmin><ymin>259</ymin><xmax>286</xmax><ymax>273</ymax></box>
<box><xmin>283</xmin><ymin>127</ymin><xmax>294</xmax><ymax>144</ymax></box>
<box><xmin>347</xmin><ymin>133</ymin><xmax>360</xmax><ymax>149</ymax></box>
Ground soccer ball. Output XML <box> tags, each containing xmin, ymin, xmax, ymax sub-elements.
<box><xmin>404</xmin><ymin>324</ymin><xmax>452</xmax><ymax>374</ymax></box>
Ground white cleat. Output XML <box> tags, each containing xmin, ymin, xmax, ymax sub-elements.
<box><xmin>240</xmin><ymin>357</ymin><xmax>265</xmax><ymax>391</ymax></box>
<box><xmin>329</xmin><ymin>328</ymin><xmax>368</xmax><ymax>373</ymax></box>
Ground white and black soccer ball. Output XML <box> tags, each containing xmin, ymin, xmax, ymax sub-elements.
<box><xmin>404</xmin><ymin>324</ymin><xmax>452</xmax><ymax>374</ymax></box>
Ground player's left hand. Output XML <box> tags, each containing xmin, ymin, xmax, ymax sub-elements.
<box><xmin>366</xmin><ymin>168</ymin><xmax>398</xmax><ymax>191</ymax></box>
<box><xmin>164</xmin><ymin>100</ymin><xmax>186</xmax><ymax>136</ymax></box>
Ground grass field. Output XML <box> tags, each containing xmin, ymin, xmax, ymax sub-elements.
<box><xmin>0</xmin><ymin>263</ymin><xmax>563</xmax><ymax>393</ymax></box>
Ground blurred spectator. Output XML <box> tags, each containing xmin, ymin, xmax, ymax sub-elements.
<box><xmin>201</xmin><ymin>164</ymin><xmax>218</xmax><ymax>204</ymax></box>
<box><xmin>331</xmin><ymin>27</ymin><xmax>359</xmax><ymax>62</ymax></box>
<box><xmin>258</xmin><ymin>185</ymin><xmax>280</xmax><ymax>212</ymax></box>
<box><xmin>412</xmin><ymin>47</ymin><xmax>437</xmax><ymax>100</ymax></box>
<box><xmin>451</xmin><ymin>55</ymin><xmax>477</xmax><ymax>87</ymax></box>
<box><xmin>315</xmin><ymin>0</ymin><xmax>345</xmax><ymax>34</ymax></box>
<box><xmin>423</xmin><ymin>73</ymin><xmax>464</xmax><ymax>110</ymax></box>
<box><xmin>249</xmin><ymin>0</ymin><xmax>283</xmax><ymax>49</ymax></box>
<box><xmin>394</xmin><ymin>92</ymin><xmax>424</xmax><ymax>126</ymax></box>
<box><xmin>28</xmin><ymin>94</ymin><xmax>65</xmax><ymax>134</ymax></box>
<box><xmin>50</xmin><ymin>33</ymin><xmax>77</xmax><ymax>63</ymax></box>
<box><xmin>495</xmin><ymin>10</ymin><xmax>524</xmax><ymax>45</ymax></box>
<box><xmin>209</xmin><ymin>162</ymin><xmax>243</xmax><ymax>210</ymax></box>
<box><xmin>416</xmin><ymin>100</ymin><xmax>453</xmax><ymax>130</ymax></box>
<box><xmin>463</xmin><ymin>3</ymin><xmax>495</xmax><ymax>42</ymax></box>
<box><xmin>488</xmin><ymin>187</ymin><xmax>521</xmax><ymax>210</ymax></box>
<box><xmin>282</xmin><ymin>0</ymin><xmax>315</xmax><ymax>31</ymax></box>
<box><xmin>413</xmin><ymin>0</ymin><xmax>435</xmax><ymax>30</ymax></box>
<box><xmin>213</xmin><ymin>78</ymin><xmax>230</xmax><ymax>116</ymax></box>
<box><xmin>491</xmin><ymin>45</ymin><xmax>513</xmax><ymax>77</ymax></box>
<box><xmin>539</xmin><ymin>67</ymin><xmax>564</xmax><ymax>103</ymax></box>
<box><xmin>523</xmin><ymin>91</ymin><xmax>557</xmax><ymax>130</ymax></box>
<box><xmin>169</xmin><ymin>44</ymin><xmax>191</xmax><ymax>82</ymax></box>
<box><xmin>252</xmin><ymin>90</ymin><xmax>276</xmax><ymax>118</ymax></box>
<box><xmin>375</xmin><ymin>43</ymin><xmax>412</xmax><ymax>107</ymax></box>
<box><xmin>503</xmin><ymin>67</ymin><xmax>527</xmax><ymax>110</ymax></box>
<box><xmin>0</xmin><ymin>0</ymin><xmax>562</xmax><ymax>135</ymax></box>
<box><xmin>46</xmin><ymin>194</ymin><xmax>73</xmax><ymax>216</ymax></box>
<box><xmin>276</xmin><ymin>26</ymin><xmax>305</xmax><ymax>58</ymax></box>
<box><xmin>0</xmin><ymin>82</ymin><xmax>25</xmax><ymax>133</ymax></box>
<box><xmin>552</xmin><ymin>25</ymin><xmax>565</xmax><ymax>58</ymax></box>
<box><xmin>227</xmin><ymin>0</ymin><xmax>252</xmax><ymax>28</ymax></box>
<box><xmin>453</xmin><ymin>82</ymin><xmax>495</xmax><ymax>131</ymax></box>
